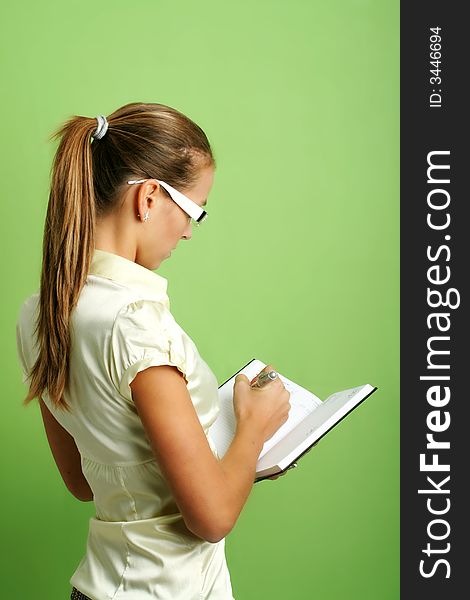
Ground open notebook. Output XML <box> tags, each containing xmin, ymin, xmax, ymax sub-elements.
<box><xmin>208</xmin><ymin>359</ymin><xmax>378</xmax><ymax>482</ymax></box>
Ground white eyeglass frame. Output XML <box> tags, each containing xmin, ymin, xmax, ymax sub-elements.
<box><xmin>127</xmin><ymin>178</ymin><xmax>208</xmax><ymax>226</ymax></box>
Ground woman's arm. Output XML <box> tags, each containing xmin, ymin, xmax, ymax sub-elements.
<box><xmin>130</xmin><ymin>365</ymin><xmax>264</xmax><ymax>543</ymax></box>
<box><xmin>39</xmin><ymin>399</ymin><xmax>93</xmax><ymax>502</ymax></box>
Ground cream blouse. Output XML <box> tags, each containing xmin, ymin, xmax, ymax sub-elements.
<box><xmin>16</xmin><ymin>248</ymin><xmax>235</xmax><ymax>600</ymax></box>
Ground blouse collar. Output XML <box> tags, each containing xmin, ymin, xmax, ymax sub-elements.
<box><xmin>89</xmin><ymin>248</ymin><xmax>169</xmax><ymax>303</ymax></box>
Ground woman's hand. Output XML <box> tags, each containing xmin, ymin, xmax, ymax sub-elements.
<box><xmin>249</xmin><ymin>368</ymin><xmax>289</xmax><ymax>482</ymax></box>
<box><xmin>233</xmin><ymin>365</ymin><xmax>291</xmax><ymax>446</ymax></box>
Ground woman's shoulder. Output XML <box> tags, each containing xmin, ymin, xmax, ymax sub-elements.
<box><xmin>18</xmin><ymin>290</ymin><xmax>40</xmax><ymax>311</ymax></box>
<box><xmin>17</xmin><ymin>291</ymin><xmax>40</xmax><ymax>330</ymax></box>
<box><xmin>76</xmin><ymin>277</ymin><xmax>170</xmax><ymax>331</ymax></box>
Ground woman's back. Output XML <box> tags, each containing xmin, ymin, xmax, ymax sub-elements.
<box><xmin>16</xmin><ymin>248</ymin><xmax>234</xmax><ymax>599</ymax></box>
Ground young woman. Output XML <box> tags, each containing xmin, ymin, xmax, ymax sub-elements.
<box><xmin>16</xmin><ymin>102</ymin><xmax>291</xmax><ymax>600</ymax></box>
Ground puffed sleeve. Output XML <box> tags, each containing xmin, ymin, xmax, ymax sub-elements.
<box><xmin>110</xmin><ymin>299</ymin><xmax>188</xmax><ymax>403</ymax></box>
<box><xmin>16</xmin><ymin>317</ymin><xmax>31</xmax><ymax>385</ymax></box>
<box><xmin>15</xmin><ymin>295</ymin><xmax>39</xmax><ymax>386</ymax></box>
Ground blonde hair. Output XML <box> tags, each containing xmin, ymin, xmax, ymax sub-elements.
<box><xmin>23</xmin><ymin>102</ymin><xmax>216</xmax><ymax>412</ymax></box>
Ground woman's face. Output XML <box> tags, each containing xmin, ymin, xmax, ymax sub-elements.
<box><xmin>137</xmin><ymin>165</ymin><xmax>214</xmax><ymax>270</ymax></box>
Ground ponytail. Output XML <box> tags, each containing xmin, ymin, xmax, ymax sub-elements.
<box><xmin>24</xmin><ymin>116</ymin><xmax>97</xmax><ymax>412</ymax></box>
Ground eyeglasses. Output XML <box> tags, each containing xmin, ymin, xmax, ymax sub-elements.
<box><xmin>127</xmin><ymin>178</ymin><xmax>208</xmax><ymax>226</ymax></box>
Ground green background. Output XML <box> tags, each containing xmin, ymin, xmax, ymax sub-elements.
<box><xmin>0</xmin><ymin>1</ymin><xmax>399</xmax><ymax>598</ymax></box>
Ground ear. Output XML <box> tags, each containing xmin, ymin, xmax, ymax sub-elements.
<box><xmin>135</xmin><ymin>180</ymin><xmax>161</xmax><ymax>220</ymax></box>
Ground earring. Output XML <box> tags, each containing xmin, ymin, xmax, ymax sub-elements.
<box><xmin>137</xmin><ymin>210</ymin><xmax>150</xmax><ymax>222</ymax></box>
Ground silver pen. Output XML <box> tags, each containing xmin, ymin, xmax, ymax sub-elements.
<box><xmin>251</xmin><ymin>370</ymin><xmax>278</xmax><ymax>388</ymax></box>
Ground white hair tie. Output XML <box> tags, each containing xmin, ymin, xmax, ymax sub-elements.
<box><xmin>92</xmin><ymin>115</ymin><xmax>108</xmax><ymax>140</ymax></box>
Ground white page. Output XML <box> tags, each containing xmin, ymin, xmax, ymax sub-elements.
<box><xmin>256</xmin><ymin>384</ymin><xmax>376</xmax><ymax>474</ymax></box>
